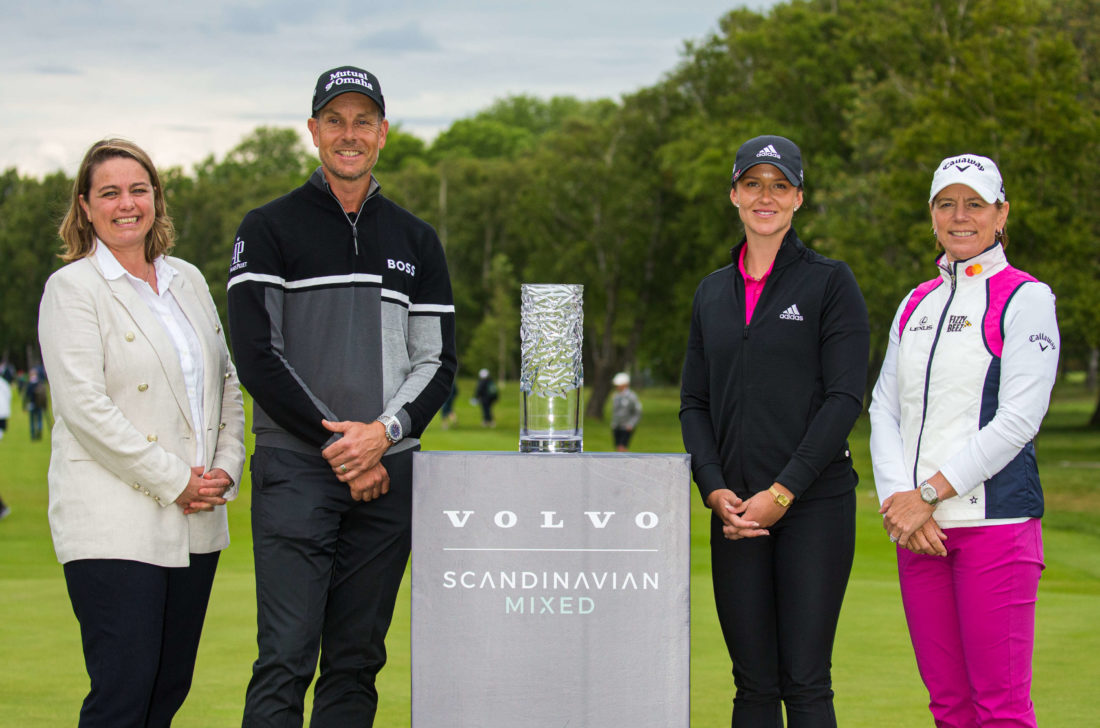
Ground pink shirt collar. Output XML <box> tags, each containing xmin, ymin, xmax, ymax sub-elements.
<box><xmin>738</xmin><ymin>245</ymin><xmax>775</xmax><ymax>324</ymax></box>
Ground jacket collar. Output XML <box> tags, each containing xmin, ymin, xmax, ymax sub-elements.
<box><xmin>729</xmin><ymin>227</ymin><xmax>805</xmax><ymax>271</ymax></box>
<box><xmin>308</xmin><ymin>167</ymin><xmax>381</xmax><ymax>206</ymax></box>
<box><xmin>92</xmin><ymin>239</ymin><xmax>178</xmax><ymax>292</ymax></box>
<box><xmin>935</xmin><ymin>242</ymin><xmax>1009</xmax><ymax>285</ymax></box>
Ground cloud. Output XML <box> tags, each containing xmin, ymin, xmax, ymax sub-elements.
<box><xmin>0</xmin><ymin>0</ymin><xmax>779</xmax><ymax>177</ymax></box>
<box><xmin>29</xmin><ymin>64</ymin><xmax>81</xmax><ymax>76</ymax></box>
<box><xmin>357</xmin><ymin>21</ymin><xmax>442</xmax><ymax>54</ymax></box>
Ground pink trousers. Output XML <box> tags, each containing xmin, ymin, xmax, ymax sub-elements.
<box><xmin>897</xmin><ymin>519</ymin><xmax>1044</xmax><ymax>728</ymax></box>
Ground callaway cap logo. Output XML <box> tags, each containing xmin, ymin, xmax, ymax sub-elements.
<box><xmin>943</xmin><ymin>156</ymin><xmax>987</xmax><ymax>172</ymax></box>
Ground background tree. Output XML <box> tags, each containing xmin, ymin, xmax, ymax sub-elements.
<box><xmin>0</xmin><ymin>170</ymin><xmax>70</xmax><ymax>367</ymax></box>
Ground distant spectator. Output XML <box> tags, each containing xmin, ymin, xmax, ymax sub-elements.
<box><xmin>475</xmin><ymin>368</ymin><xmax>499</xmax><ymax>427</ymax></box>
<box><xmin>440</xmin><ymin>381</ymin><xmax>458</xmax><ymax>429</ymax></box>
<box><xmin>24</xmin><ymin>369</ymin><xmax>48</xmax><ymax>441</ymax></box>
<box><xmin>610</xmin><ymin>372</ymin><xmax>642</xmax><ymax>452</ymax></box>
<box><xmin>0</xmin><ymin>368</ymin><xmax>10</xmax><ymax>520</ymax></box>
<box><xmin>0</xmin><ymin>366</ymin><xmax>11</xmax><ymax>439</ymax></box>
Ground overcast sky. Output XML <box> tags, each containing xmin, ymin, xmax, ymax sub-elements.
<box><xmin>1</xmin><ymin>1</ymin><xmax>776</xmax><ymax>178</ymax></box>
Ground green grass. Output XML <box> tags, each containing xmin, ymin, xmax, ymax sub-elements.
<box><xmin>2</xmin><ymin>380</ymin><xmax>1098</xmax><ymax>726</ymax></box>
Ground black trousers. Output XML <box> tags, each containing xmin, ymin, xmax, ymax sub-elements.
<box><xmin>63</xmin><ymin>552</ymin><xmax>220</xmax><ymax>728</ymax></box>
<box><xmin>711</xmin><ymin>490</ymin><xmax>856</xmax><ymax>728</ymax></box>
<box><xmin>242</xmin><ymin>446</ymin><xmax>414</xmax><ymax>728</ymax></box>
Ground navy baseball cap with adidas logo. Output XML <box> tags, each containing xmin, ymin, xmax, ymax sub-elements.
<box><xmin>312</xmin><ymin>65</ymin><xmax>386</xmax><ymax>117</ymax></box>
<box><xmin>731</xmin><ymin>135</ymin><xmax>804</xmax><ymax>188</ymax></box>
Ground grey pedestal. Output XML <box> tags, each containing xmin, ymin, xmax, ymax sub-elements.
<box><xmin>411</xmin><ymin>451</ymin><xmax>691</xmax><ymax>728</ymax></box>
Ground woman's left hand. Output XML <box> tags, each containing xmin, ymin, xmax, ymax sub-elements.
<box><xmin>179</xmin><ymin>467</ymin><xmax>233</xmax><ymax>515</ymax></box>
<box><xmin>738</xmin><ymin>487</ymin><xmax>790</xmax><ymax>531</ymax></box>
<box><xmin>880</xmin><ymin>490</ymin><xmax>934</xmax><ymax>547</ymax></box>
<box><xmin>903</xmin><ymin>517</ymin><xmax>948</xmax><ymax>556</ymax></box>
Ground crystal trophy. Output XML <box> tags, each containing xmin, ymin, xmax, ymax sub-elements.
<box><xmin>519</xmin><ymin>284</ymin><xmax>583</xmax><ymax>453</ymax></box>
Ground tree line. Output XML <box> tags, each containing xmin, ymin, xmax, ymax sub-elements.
<box><xmin>1</xmin><ymin>0</ymin><xmax>1096</xmax><ymax>422</ymax></box>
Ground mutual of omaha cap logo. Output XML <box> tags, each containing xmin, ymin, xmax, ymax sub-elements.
<box><xmin>312</xmin><ymin>66</ymin><xmax>386</xmax><ymax>117</ymax></box>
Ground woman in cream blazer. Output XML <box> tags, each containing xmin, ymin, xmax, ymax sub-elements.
<box><xmin>38</xmin><ymin>139</ymin><xmax>245</xmax><ymax>728</ymax></box>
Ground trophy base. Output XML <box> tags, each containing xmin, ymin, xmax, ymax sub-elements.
<box><xmin>518</xmin><ymin>433</ymin><xmax>583</xmax><ymax>453</ymax></box>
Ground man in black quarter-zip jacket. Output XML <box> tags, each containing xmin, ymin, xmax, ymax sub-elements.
<box><xmin>229</xmin><ymin>65</ymin><xmax>456</xmax><ymax>728</ymax></box>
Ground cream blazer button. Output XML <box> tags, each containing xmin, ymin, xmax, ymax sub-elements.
<box><xmin>218</xmin><ymin>423</ymin><xmax>226</xmax><ymax>430</ymax></box>
<box><xmin>146</xmin><ymin>434</ymin><xmax>158</xmax><ymax>442</ymax></box>
<box><xmin>137</xmin><ymin>383</ymin><xmax>149</xmax><ymax>392</ymax></box>
<box><xmin>125</xmin><ymin>331</ymin><xmax>135</xmax><ymax>342</ymax></box>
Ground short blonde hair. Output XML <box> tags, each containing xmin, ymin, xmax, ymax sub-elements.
<box><xmin>58</xmin><ymin>138</ymin><xmax>175</xmax><ymax>263</ymax></box>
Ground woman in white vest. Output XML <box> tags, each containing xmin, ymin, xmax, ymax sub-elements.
<box><xmin>870</xmin><ymin>154</ymin><xmax>1059</xmax><ymax>727</ymax></box>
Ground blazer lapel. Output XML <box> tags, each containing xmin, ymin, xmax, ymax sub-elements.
<box><xmin>168</xmin><ymin>270</ymin><xmax>219</xmax><ymax>440</ymax></box>
<box><xmin>98</xmin><ymin>263</ymin><xmax>195</xmax><ymax>432</ymax></box>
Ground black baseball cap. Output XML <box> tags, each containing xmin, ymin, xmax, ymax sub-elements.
<box><xmin>312</xmin><ymin>66</ymin><xmax>386</xmax><ymax>117</ymax></box>
<box><xmin>730</xmin><ymin>135</ymin><xmax>803</xmax><ymax>187</ymax></box>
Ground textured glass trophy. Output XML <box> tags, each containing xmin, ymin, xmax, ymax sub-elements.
<box><xmin>519</xmin><ymin>284</ymin><xmax>583</xmax><ymax>452</ymax></box>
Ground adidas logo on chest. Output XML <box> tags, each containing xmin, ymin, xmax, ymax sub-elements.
<box><xmin>779</xmin><ymin>304</ymin><xmax>804</xmax><ymax>321</ymax></box>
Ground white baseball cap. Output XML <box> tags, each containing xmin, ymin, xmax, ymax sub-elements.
<box><xmin>929</xmin><ymin>154</ymin><xmax>1006</xmax><ymax>204</ymax></box>
<box><xmin>612</xmin><ymin>372</ymin><xmax>630</xmax><ymax>386</ymax></box>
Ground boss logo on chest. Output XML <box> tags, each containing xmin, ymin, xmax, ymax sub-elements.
<box><xmin>387</xmin><ymin>258</ymin><xmax>416</xmax><ymax>277</ymax></box>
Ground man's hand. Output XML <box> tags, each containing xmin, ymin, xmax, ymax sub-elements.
<box><xmin>321</xmin><ymin>419</ymin><xmax>391</xmax><ymax>483</ymax></box>
<box><xmin>348</xmin><ymin>462</ymin><xmax>390</xmax><ymax>502</ymax></box>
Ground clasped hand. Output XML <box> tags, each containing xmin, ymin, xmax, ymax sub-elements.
<box><xmin>705</xmin><ymin>488</ymin><xmax>789</xmax><ymax>540</ymax></box>
<box><xmin>176</xmin><ymin>466</ymin><xmax>233</xmax><ymax>515</ymax></box>
<box><xmin>880</xmin><ymin>490</ymin><xmax>947</xmax><ymax>556</ymax></box>
<box><xmin>321</xmin><ymin>419</ymin><xmax>392</xmax><ymax>502</ymax></box>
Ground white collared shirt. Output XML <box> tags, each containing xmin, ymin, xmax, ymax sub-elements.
<box><xmin>94</xmin><ymin>241</ymin><xmax>205</xmax><ymax>466</ymax></box>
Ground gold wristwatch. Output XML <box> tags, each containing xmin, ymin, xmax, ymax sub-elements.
<box><xmin>769</xmin><ymin>485</ymin><xmax>792</xmax><ymax>508</ymax></box>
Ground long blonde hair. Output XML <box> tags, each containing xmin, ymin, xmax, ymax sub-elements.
<box><xmin>57</xmin><ymin>138</ymin><xmax>175</xmax><ymax>262</ymax></box>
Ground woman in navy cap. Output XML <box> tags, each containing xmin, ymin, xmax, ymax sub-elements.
<box><xmin>870</xmin><ymin>154</ymin><xmax>1057</xmax><ymax>727</ymax></box>
<box><xmin>680</xmin><ymin>135</ymin><xmax>869</xmax><ymax>727</ymax></box>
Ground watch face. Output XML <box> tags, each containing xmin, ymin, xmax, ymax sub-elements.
<box><xmin>386</xmin><ymin>420</ymin><xmax>402</xmax><ymax>441</ymax></box>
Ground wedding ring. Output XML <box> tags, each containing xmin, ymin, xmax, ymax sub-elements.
<box><xmin>340</xmin><ymin>464</ymin><xmax>348</xmax><ymax>474</ymax></box>
<box><xmin>889</xmin><ymin>535</ymin><xmax>898</xmax><ymax>543</ymax></box>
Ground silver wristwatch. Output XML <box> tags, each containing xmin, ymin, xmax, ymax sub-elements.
<box><xmin>918</xmin><ymin>480</ymin><xmax>939</xmax><ymax>506</ymax></box>
<box><xmin>377</xmin><ymin>414</ymin><xmax>403</xmax><ymax>444</ymax></box>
